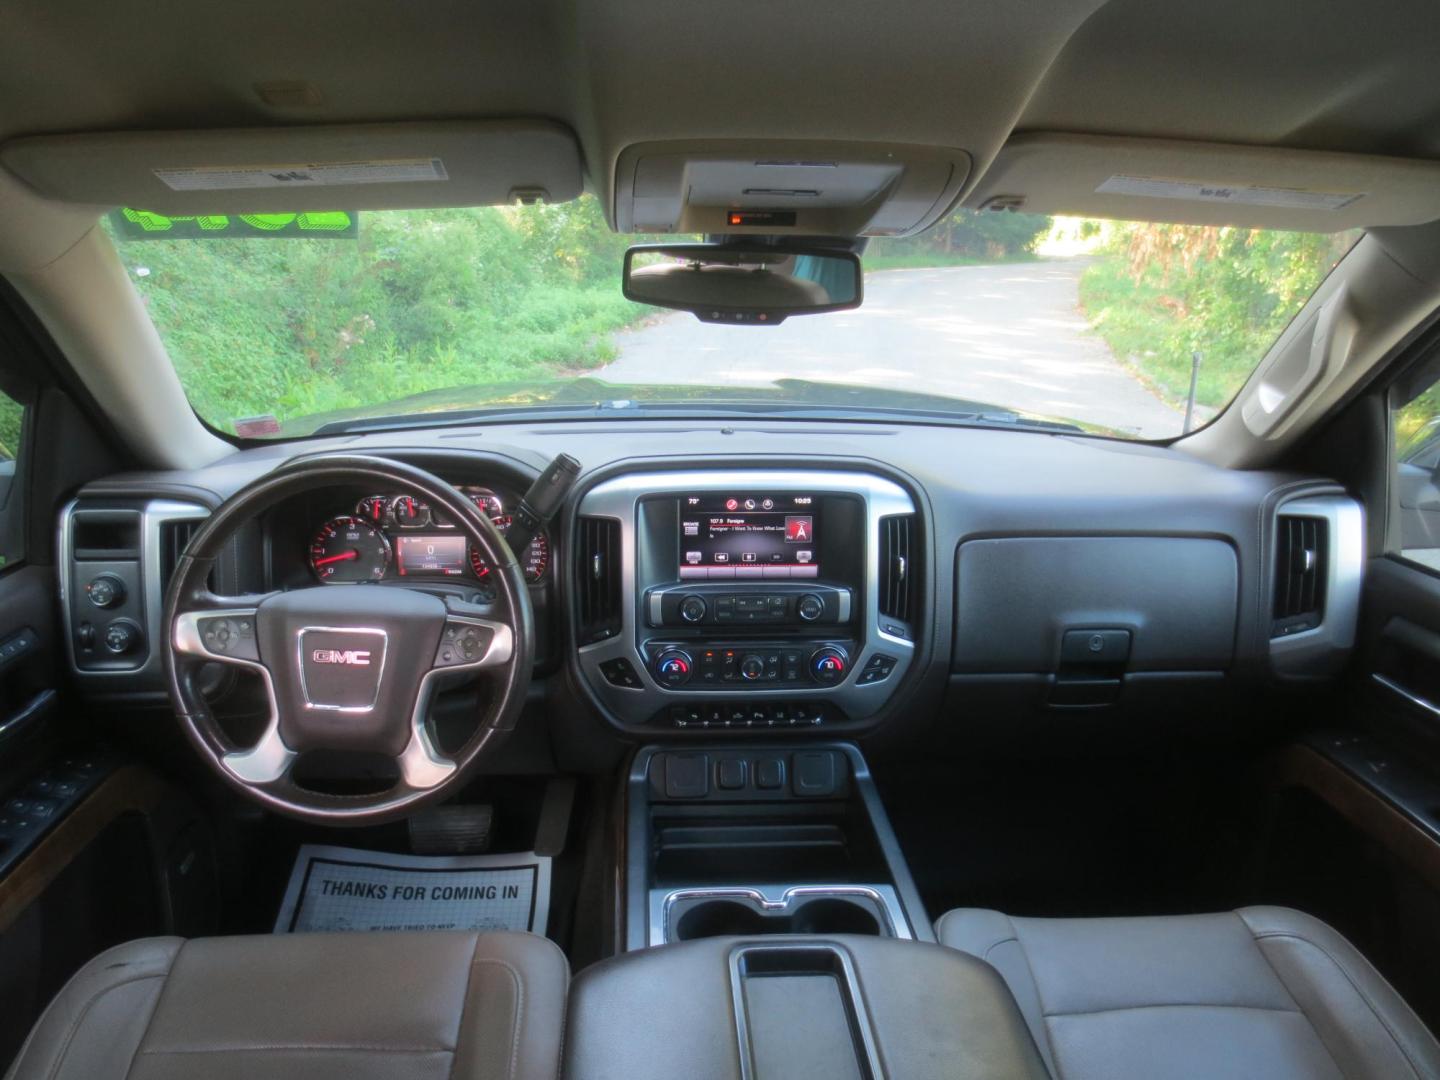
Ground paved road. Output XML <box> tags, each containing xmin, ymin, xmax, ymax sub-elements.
<box><xmin>599</xmin><ymin>258</ymin><xmax>1183</xmax><ymax>438</ymax></box>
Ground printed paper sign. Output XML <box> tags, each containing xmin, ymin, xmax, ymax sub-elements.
<box><xmin>274</xmin><ymin>844</ymin><xmax>551</xmax><ymax>935</ymax></box>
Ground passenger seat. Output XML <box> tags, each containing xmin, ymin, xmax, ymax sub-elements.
<box><xmin>937</xmin><ymin>905</ymin><xmax>1440</xmax><ymax>1079</ymax></box>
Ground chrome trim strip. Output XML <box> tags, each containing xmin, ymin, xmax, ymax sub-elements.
<box><xmin>295</xmin><ymin>625</ymin><xmax>389</xmax><ymax>712</ymax></box>
<box><xmin>1269</xmin><ymin>493</ymin><xmax>1364</xmax><ymax>677</ymax></box>
<box><xmin>648</xmin><ymin>883</ymin><xmax>911</xmax><ymax>947</ymax></box>
<box><xmin>173</xmin><ymin>607</ymin><xmax>296</xmax><ymax>785</ymax></box>
<box><xmin>1373</xmin><ymin>672</ymin><xmax>1440</xmax><ymax>720</ymax></box>
<box><xmin>59</xmin><ymin>497</ymin><xmax>210</xmax><ymax>680</ymax></box>
<box><xmin>576</xmin><ymin>470</ymin><xmax>917</xmax><ymax>727</ymax></box>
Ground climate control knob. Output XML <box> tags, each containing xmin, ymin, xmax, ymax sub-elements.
<box><xmin>653</xmin><ymin>649</ymin><xmax>693</xmax><ymax>687</ymax></box>
<box><xmin>738</xmin><ymin>654</ymin><xmax>766</xmax><ymax>681</ymax></box>
<box><xmin>809</xmin><ymin>646</ymin><xmax>848</xmax><ymax>685</ymax></box>
<box><xmin>678</xmin><ymin>595</ymin><xmax>708</xmax><ymax>623</ymax></box>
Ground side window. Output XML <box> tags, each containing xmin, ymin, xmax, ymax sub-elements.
<box><xmin>0</xmin><ymin>387</ymin><xmax>25</xmax><ymax>570</ymax></box>
<box><xmin>1394</xmin><ymin>367</ymin><xmax>1440</xmax><ymax>571</ymax></box>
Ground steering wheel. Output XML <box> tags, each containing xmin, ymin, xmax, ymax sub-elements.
<box><xmin>163</xmin><ymin>454</ymin><xmax>534</xmax><ymax>825</ymax></box>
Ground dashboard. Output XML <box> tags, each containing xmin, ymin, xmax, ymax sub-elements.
<box><xmin>55</xmin><ymin>418</ymin><xmax>1365</xmax><ymax>755</ymax></box>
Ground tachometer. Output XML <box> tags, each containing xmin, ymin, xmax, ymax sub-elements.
<box><xmin>469</xmin><ymin>516</ymin><xmax>550</xmax><ymax>584</ymax></box>
<box><xmin>310</xmin><ymin>516</ymin><xmax>391</xmax><ymax>582</ymax></box>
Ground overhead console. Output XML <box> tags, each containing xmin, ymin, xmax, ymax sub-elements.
<box><xmin>573</xmin><ymin>470</ymin><xmax>920</xmax><ymax>734</ymax></box>
<box><xmin>612</xmin><ymin>139</ymin><xmax>971</xmax><ymax>237</ymax></box>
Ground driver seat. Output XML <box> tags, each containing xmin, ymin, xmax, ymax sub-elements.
<box><xmin>3</xmin><ymin>930</ymin><xmax>567</xmax><ymax>1080</ymax></box>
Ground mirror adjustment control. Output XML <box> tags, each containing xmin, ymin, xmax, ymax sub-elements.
<box><xmin>678</xmin><ymin>595</ymin><xmax>708</xmax><ymax>623</ymax></box>
<box><xmin>809</xmin><ymin>646</ymin><xmax>848</xmax><ymax>685</ymax></box>
<box><xmin>654</xmin><ymin>649</ymin><xmax>693</xmax><ymax>687</ymax></box>
<box><xmin>85</xmin><ymin>575</ymin><xmax>125</xmax><ymax>608</ymax></box>
<box><xmin>102</xmin><ymin>619</ymin><xmax>142</xmax><ymax>655</ymax></box>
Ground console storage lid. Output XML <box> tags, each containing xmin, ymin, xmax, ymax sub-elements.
<box><xmin>564</xmin><ymin>934</ymin><xmax>1047</xmax><ymax>1080</ymax></box>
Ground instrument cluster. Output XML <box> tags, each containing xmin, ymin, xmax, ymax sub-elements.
<box><xmin>307</xmin><ymin>486</ymin><xmax>550</xmax><ymax>594</ymax></box>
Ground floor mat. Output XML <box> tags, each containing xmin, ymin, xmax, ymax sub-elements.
<box><xmin>274</xmin><ymin>844</ymin><xmax>551</xmax><ymax>935</ymax></box>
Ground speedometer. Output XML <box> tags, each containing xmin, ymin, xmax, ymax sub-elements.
<box><xmin>469</xmin><ymin>516</ymin><xmax>550</xmax><ymax>584</ymax></box>
<box><xmin>310</xmin><ymin>517</ymin><xmax>391</xmax><ymax>582</ymax></box>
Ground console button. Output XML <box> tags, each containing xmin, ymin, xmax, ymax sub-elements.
<box><xmin>664</xmin><ymin>754</ymin><xmax>710</xmax><ymax>798</ymax></box>
<box><xmin>679</xmin><ymin>595</ymin><xmax>708</xmax><ymax>623</ymax></box>
<box><xmin>794</xmin><ymin>751</ymin><xmax>839</xmax><ymax>797</ymax></box>
<box><xmin>600</xmin><ymin>657</ymin><xmax>642</xmax><ymax>689</ymax></box>
<box><xmin>756</xmin><ymin>757</ymin><xmax>786</xmax><ymax>789</ymax></box>
<box><xmin>797</xmin><ymin>594</ymin><xmax>824</xmax><ymax>621</ymax></box>
<box><xmin>717</xmin><ymin>759</ymin><xmax>747</xmax><ymax>790</ymax></box>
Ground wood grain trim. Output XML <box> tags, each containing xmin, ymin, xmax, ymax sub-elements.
<box><xmin>1275</xmin><ymin>744</ymin><xmax>1440</xmax><ymax>893</ymax></box>
<box><xmin>0</xmin><ymin>765</ymin><xmax>168</xmax><ymax>933</ymax></box>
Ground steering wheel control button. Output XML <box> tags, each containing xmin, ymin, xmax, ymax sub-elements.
<box><xmin>654</xmin><ymin>649</ymin><xmax>693</xmax><ymax>687</ymax></box>
<box><xmin>434</xmin><ymin>622</ymin><xmax>494</xmax><ymax>668</ymax></box>
<box><xmin>809</xmin><ymin>646</ymin><xmax>848</xmax><ymax>685</ymax></box>
<box><xmin>198</xmin><ymin>617</ymin><xmax>258</xmax><ymax>662</ymax></box>
<box><xmin>600</xmin><ymin>657</ymin><xmax>642</xmax><ymax>688</ymax></box>
<box><xmin>84</xmin><ymin>575</ymin><xmax>125</xmax><ymax>608</ymax></box>
<box><xmin>797</xmin><ymin>593</ymin><xmax>824</xmax><ymax>621</ymax></box>
<box><xmin>678</xmin><ymin>595</ymin><xmax>708</xmax><ymax>623</ymax></box>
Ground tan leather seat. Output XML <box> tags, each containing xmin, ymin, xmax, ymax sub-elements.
<box><xmin>3</xmin><ymin>930</ymin><xmax>567</xmax><ymax>1080</ymax></box>
<box><xmin>937</xmin><ymin>905</ymin><xmax>1440</xmax><ymax>1080</ymax></box>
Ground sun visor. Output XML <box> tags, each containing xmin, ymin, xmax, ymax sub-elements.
<box><xmin>0</xmin><ymin>120</ymin><xmax>583</xmax><ymax>213</ymax></box>
<box><xmin>614</xmin><ymin>140</ymin><xmax>971</xmax><ymax>237</ymax></box>
<box><xmin>963</xmin><ymin>134</ymin><xmax>1440</xmax><ymax>231</ymax></box>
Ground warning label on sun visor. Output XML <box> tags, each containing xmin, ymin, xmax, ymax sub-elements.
<box><xmin>1095</xmin><ymin>175</ymin><xmax>1363</xmax><ymax>211</ymax></box>
<box><xmin>153</xmin><ymin>158</ymin><xmax>449</xmax><ymax>191</ymax></box>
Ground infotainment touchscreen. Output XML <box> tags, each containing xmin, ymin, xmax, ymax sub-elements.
<box><xmin>678</xmin><ymin>494</ymin><xmax>818</xmax><ymax>579</ymax></box>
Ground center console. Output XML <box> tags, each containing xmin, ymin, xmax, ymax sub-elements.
<box><xmin>574</xmin><ymin>470</ymin><xmax>919</xmax><ymax>734</ymax></box>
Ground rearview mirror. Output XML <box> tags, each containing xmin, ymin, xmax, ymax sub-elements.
<box><xmin>622</xmin><ymin>244</ymin><xmax>862</xmax><ymax>325</ymax></box>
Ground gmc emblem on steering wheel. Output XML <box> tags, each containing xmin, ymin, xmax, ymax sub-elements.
<box><xmin>312</xmin><ymin>649</ymin><xmax>372</xmax><ymax>666</ymax></box>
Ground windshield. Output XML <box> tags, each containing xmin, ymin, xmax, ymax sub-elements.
<box><xmin>106</xmin><ymin>199</ymin><xmax>1359</xmax><ymax>441</ymax></box>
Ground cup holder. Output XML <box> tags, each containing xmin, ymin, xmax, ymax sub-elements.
<box><xmin>670</xmin><ymin>891</ymin><xmax>886</xmax><ymax>942</ymax></box>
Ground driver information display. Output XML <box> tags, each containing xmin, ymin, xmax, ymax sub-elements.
<box><xmin>396</xmin><ymin>534</ymin><xmax>466</xmax><ymax>576</ymax></box>
<box><xmin>679</xmin><ymin>494</ymin><xmax>818</xmax><ymax>579</ymax></box>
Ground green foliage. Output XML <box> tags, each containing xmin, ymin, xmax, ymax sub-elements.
<box><xmin>1078</xmin><ymin>225</ymin><xmax>1358</xmax><ymax>409</ymax></box>
<box><xmin>107</xmin><ymin>199</ymin><xmax>651</xmax><ymax>432</ymax></box>
<box><xmin>867</xmin><ymin>209</ymin><xmax>1051</xmax><ymax>265</ymax></box>
<box><xmin>0</xmin><ymin>394</ymin><xmax>22</xmax><ymax>460</ymax></box>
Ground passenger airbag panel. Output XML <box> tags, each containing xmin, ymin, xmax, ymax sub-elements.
<box><xmin>953</xmin><ymin>536</ymin><xmax>1238</xmax><ymax>672</ymax></box>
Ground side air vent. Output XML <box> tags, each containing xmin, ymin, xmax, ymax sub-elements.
<box><xmin>1272</xmin><ymin>515</ymin><xmax>1328</xmax><ymax>637</ymax></box>
<box><xmin>576</xmin><ymin>516</ymin><xmax>622</xmax><ymax>644</ymax></box>
<box><xmin>878</xmin><ymin>514</ymin><xmax>918</xmax><ymax>637</ymax></box>
<box><xmin>159</xmin><ymin>518</ymin><xmax>203</xmax><ymax>597</ymax></box>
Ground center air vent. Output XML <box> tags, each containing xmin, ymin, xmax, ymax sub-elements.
<box><xmin>878</xmin><ymin>514</ymin><xmax>918</xmax><ymax>637</ymax></box>
<box><xmin>576</xmin><ymin>517</ymin><xmax>622</xmax><ymax>644</ymax></box>
<box><xmin>159</xmin><ymin>517</ymin><xmax>204</xmax><ymax>597</ymax></box>
<box><xmin>1272</xmin><ymin>515</ymin><xmax>1327</xmax><ymax>637</ymax></box>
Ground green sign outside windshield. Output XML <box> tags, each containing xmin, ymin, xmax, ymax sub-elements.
<box><xmin>110</xmin><ymin>208</ymin><xmax>357</xmax><ymax>240</ymax></box>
